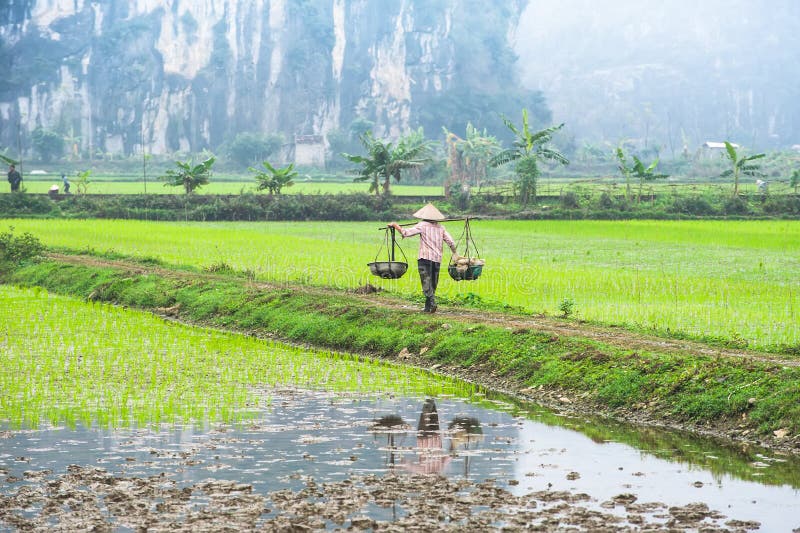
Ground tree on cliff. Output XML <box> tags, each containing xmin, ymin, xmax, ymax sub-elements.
<box><xmin>31</xmin><ymin>127</ymin><xmax>64</xmax><ymax>163</ymax></box>
<box><xmin>224</xmin><ymin>133</ymin><xmax>284</xmax><ymax>169</ymax></box>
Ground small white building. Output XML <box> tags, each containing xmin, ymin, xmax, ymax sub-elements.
<box><xmin>293</xmin><ymin>134</ymin><xmax>326</xmax><ymax>168</ymax></box>
<box><xmin>702</xmin><ymin>141</ymin><xmax>739</xmax><ymax>150</ymax></box>
<box><xmin>701</xmin><ymin>141</ymin><xmax>740</xmax><ymax>159</ymax></box>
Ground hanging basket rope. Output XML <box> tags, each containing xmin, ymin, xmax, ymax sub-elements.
<box><xmin>449</xmin><ymin>218</ymin><xmax>484</xmax><ymax>281</ymax></box>
<box><xmin>368</xmin><ymin>227</ymin><xmax>408</xmax><ymax>279</ymax></box>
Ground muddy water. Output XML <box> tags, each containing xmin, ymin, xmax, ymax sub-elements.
<box><xmin>1</xmin><ymin>389</ymin><xmax>799</xmax><ymax>531</ymax></box>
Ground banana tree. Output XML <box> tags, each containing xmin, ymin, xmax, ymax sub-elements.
<box><xmin>0</xmin><ymin>153</ymin><xmax>19</xmax><ymax>166</ymax></box>
<box><xmin>489</xmin><ymin>109</ymin><xmax>568</xmax><ymax>205</ymax></box>
<box><xmin>251</xmin><ymin>161</ymin><xmax>297</xmax><ymax>194</ymax></box>
<box><xmin>720</xmin><ymin>141</ymin><xmax>765</xmax><ymax>196</ymax></box>
<box><xmin>443</xmin><ymin>123</ymin><xmax>501</xmax><ymax>195</ymax></box>
<box><xmin>343</xmin><ymin>129</ymin><xmax>432</xmax><ymax>196</ymax></box>
<box><xmin>161</xmin><ymin>156</ymin><xmax>215</xmax><ymax>194</ymax></box>
<box><xmin>616</xmin><ymin>147</ymin><xmax>668</xmax><ymax>202</ymax></box>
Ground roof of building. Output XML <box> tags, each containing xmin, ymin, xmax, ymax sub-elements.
<box><xmin>703</xmin><ymin>141</ymin><xmax>739</xmax><ymax>149</ymax></box>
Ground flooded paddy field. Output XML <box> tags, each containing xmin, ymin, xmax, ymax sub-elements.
<box><xmin>2</xmin><ymin>390</ymin><xmax>799</xmax><ymax>531</ymax></box>
<box><xmin>2</xmin><ymin>285</ymin><xmax>800</xmax><ymax>530</ymax></box>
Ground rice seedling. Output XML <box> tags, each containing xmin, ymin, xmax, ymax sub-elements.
<box><xmin>3</xmin><ymin>219</ymin><xmax>798</xmax><ymax>349</ymax></box>
<box><xmin>0</xmin><ymin>285</ymin><xmax>472</xmax><ymax>429</ymax></box>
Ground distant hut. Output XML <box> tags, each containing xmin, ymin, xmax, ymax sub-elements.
<box><xmin>701</xmin><ymin>141</ymin><xmax>739</xmax><ymax>159</ymax></box>
<box><xmin>293</xmin><ymin>134</ymin><xmax>326</xmax><ymax>168</ymax></box>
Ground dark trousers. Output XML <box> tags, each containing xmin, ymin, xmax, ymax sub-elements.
<box><xmin>418</xmin><ymin>259</ymin><xmax>441</xmax><ymax>311</ymax></box>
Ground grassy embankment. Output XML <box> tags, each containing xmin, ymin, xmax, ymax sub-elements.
<box><xmin>3</xmin><ymin>255</ymin><xmax>799</xmax><ymax>443</ymax></box>
<box><xmin>17</xmin><ymin>178</ymin><xmax>444</xmax><ymax>196</ymax></box>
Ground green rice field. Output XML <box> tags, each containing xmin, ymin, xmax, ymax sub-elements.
<box><xmin>4</xmin><ymin>218</ymin><xmax>798</xmax><ymax>350</ymax></box>
<box><xmin>0</xmin><ymin>285</ymin><xmax>469</xmax><ymax>428</ymax></box>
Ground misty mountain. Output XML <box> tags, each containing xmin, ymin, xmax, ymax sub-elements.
<box><xmin>516</xmin><ymin>0</ymin><xmax>800</xmax><ymax>154</ymax></box>
<box><xmin>0</xmin><ymin>0</ymin><xmax>544</xmax><ymax>159</ymax></box>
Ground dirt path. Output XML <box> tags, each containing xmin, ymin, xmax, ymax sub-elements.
<box><xmin>48</xmin><ymin>252</ymin><xmax>796</xmax><ymax>368</ymax></box>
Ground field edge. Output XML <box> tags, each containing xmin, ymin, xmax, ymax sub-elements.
<box><xmin>2</xmin><ymin>256</ymin><xmax>799</xmax><ymax>455</ymax></box>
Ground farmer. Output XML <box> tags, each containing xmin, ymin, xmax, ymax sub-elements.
<box><xmin>62</xmin><ymin>173</ymin><xmax>70</xmax><ymax>194</ymax></box>
<box><xmin>7</xmin><ymin>164</ymin><xmax>22</xmax><ymax>192</ymax></box>
<box><xmin>388</xmin><ymin>203</ymin><xmax>457</xmax><ymax>313</ymax></box>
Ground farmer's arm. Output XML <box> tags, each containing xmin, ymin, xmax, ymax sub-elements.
<box><xmin>388</xmin><ymin>222</ymin><xmax>421</xmax><ymax>238</ymax></box>
<box><xmin>443</xmin><ymin>229</ymin><xmax>458</xmax><ymax>254</ymax></box>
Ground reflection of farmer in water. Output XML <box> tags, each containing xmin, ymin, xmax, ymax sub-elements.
<box><xmin>402</xmin><ymin>398</ymin><xmax>452</xmax><ymax>475</ymax></box>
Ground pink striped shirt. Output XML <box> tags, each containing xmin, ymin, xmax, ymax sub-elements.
<box><xmin>399</xmin><ymin>221</ymin><xmax>457</xmax><ymax>263</ymax></box>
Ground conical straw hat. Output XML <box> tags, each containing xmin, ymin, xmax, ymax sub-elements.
<box><xmin>412</xmin><ymin>203</ymin><xmax>446</xmax><ymax>221</ymax></box>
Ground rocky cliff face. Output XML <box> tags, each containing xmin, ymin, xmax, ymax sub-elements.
<box><xmin>0</xmin><ymin>0</ymin><xmax>535</xmax><ymax>158</ymax></box>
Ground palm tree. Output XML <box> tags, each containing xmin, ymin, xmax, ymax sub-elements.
<box><xmin>616</xmin><ymin>147</ymin><xmax>668</xmax><ymax>202</ymax></box>
<box><xmin>0</xmin><ymin>154</ymin><xmax>18</xmax><ymax>166</ymax></box>
<box><xmin>443</xmin><ymin>123</ymin><xmax>501</xmax><ymax>195</ymax></box>
<box><xmin>720</xmin><ymin>141</ymin><xmax>765</xmax><ymax>196</ymax></box>
<box><xmin>342</xmin><ymin>132</ymin><xmax>387</xmax><ymax>195</ymax></box>
<box><xmin>489</xmin><ymin>109</ymin><xmax>568</xmax><ymax>205</ymax></box>
<box><xmin>342</xmin><ymin>129</ymin><xmax>432</xmax><ymax>196</ymax></box>
<box><xmin>162</xmin><ymin>156</ymin><xmax>215</xmax><ymax>194</ymax></box>
<box><xmin>251</xmin><ymin>161</ymin><xmax>297</xmax><ymax>194</ymax></box>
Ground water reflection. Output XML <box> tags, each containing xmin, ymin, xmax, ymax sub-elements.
<box><xmin>369</xmin><ymin>414</ymin><xmax>409</xmax><ymax>467</ymax></box>
<box><xmin>371</xmin><ymin>399</ymin><xmax>485</xmax><ymax>477</ymax></box>
<box><xmin>1</xmin><ymin>391</ymin><xmax>799</xmax><ymax>531</ymax></box>
<box><xmin>403</xmin><ymin>398</ymin><xmax>451</xmax><ymax>475</ymax></box>
<box><xmin>449</xmin><ymin>415</ymin><xmax>484</xmax><ymax>478</ymax></box>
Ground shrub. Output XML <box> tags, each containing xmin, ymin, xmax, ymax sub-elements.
<box><xmin>0</xmin><ymin>226</ymin><xmax>45</xmax><ymax>263</ymax></box>
<box><xmin>762</xmin><ymin>195</ymin><xmax>800</xmax><ymax>215</ymax></box>
<box><xmin>723</xmin><ymin>195</ymin><xmax>750</xmax><ymax>215</ymax></box>
<box><xmin>669</xmin><ymin>196</ymin><xmax>717</xmax><ymax>216</ymax></box>
<box><xmin>559</xmin><ymin>191</ymin><xmax>581</xmax><ymax>209</ymax></box>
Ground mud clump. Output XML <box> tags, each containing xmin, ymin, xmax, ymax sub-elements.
<box><xmin>353</xmin><ymin>283</ymin><xmax>382</xmax><ymax>295</ymax></box>
<box><xmin>0</xmin><ymin>466</ymin><xmax>759</xmax><ymax>532</ymax></box>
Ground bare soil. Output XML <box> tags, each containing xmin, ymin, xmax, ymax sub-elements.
<box><xmin>0</xmin><ymin>464</ymin><xmax>762</xmax><ymax>532</ymax></box>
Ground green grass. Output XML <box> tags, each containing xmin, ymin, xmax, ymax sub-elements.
<box><xmin>0</xmin><ymin>284</ymin><xmax>472</xmax><ymax>429</ymax></box>
<box><xmin>18</xmin><ymin>178</ymin><xmax>443</xmax><ymax>196</ymax></box>
<box><xmin>2</xmin><ymin>218</ymin><xmax>798</xmax><ymax>350</ymax></box>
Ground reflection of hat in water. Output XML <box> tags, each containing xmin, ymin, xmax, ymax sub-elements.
<box><xmin>413</xmin><ymin>203</ymin><xmax>446</xmax><ymax>221</ymax></box>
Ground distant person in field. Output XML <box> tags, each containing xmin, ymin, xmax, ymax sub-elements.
<box><xmin>62</xmin><ymin>173</ymin><xmax>70</xmax><ymax>194</ymax></box>
<box><xmin>388</xmin><ymin>203</ymin><xmax>457</xmax><ymax>313</ymax></box>
<box><xmin>7</xmin><ymin>164</ymin><xmax>22</xmax><ymax>192</ymax></box>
